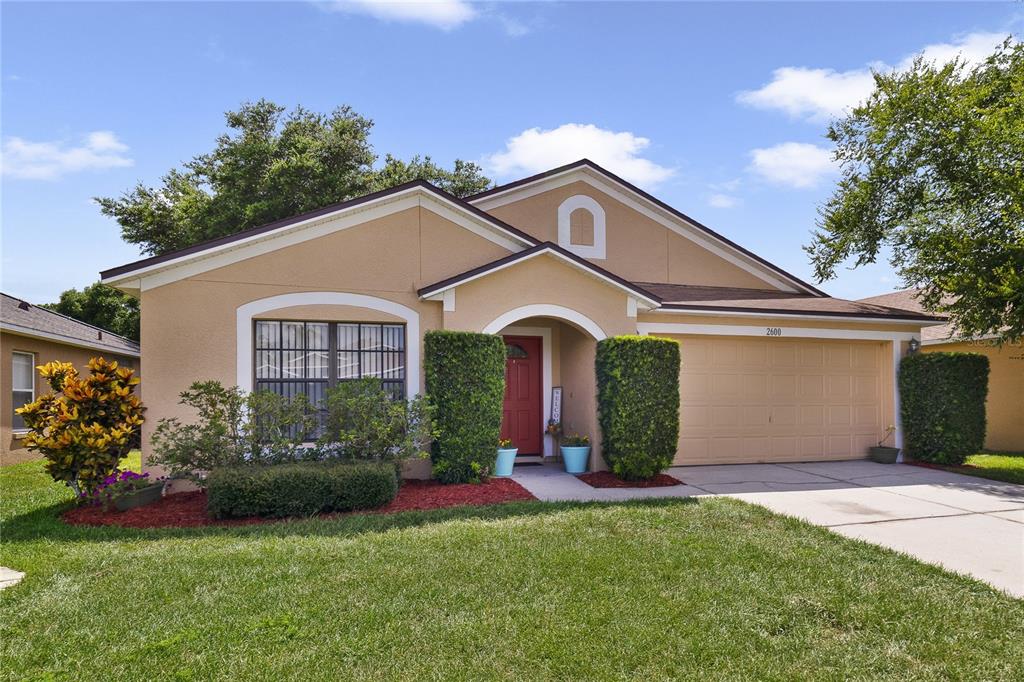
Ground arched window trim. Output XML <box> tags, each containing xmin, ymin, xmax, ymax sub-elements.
<box><xmin>557</xmin><ymin>195</ymin><xmax>606</xmax><ymax>259</ymax></box>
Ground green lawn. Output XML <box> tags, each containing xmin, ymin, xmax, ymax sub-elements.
<box><xmin>2</xmin><ymin>459</ymin><xmax>1023</xmax><ymax>680</ymax></box>
<box><xmin>958</xmin><ymin>452</ymin><xmax>1024</xmax><ymax>485</ymax></box>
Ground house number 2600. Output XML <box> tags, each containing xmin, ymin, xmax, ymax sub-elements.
<box><xmin>766</xmin><ymin>327</ymin><xmax>783</xmax><ymax>336</ymax></box>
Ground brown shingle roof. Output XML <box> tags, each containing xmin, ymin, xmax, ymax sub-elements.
<box><xmin>0</xmin><ymin>293</ymin><xmax>140</xmax><ymax>356</ymax></box>
<box><xmin>639</xmin><ymin>283</ymin><xmax>946</xmax><ymax>322</ymax></box>
<box><xmin>858</xmin><ymin>288</ymin><xmax>954</xmax><ymax>341</ymax></box>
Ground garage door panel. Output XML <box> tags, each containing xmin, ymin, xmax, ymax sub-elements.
<box><xmin>671</xmin><ymin>335</ymin><xmax>887</xmax><ymax>465</ymax></box>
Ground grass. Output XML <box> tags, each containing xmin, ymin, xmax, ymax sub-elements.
<box><xmin>2</xmin><ymin>458</ymin><xmax>1023</xmax><ymax>680</ymax></box>
<box><xmin>958</xmin><ymin>451</ymin><xmax>1024</xmax><ymax>485</ymax></box>
<box><xmin>914</xmin><ymin>451</ymin><xmax>1024</xmax><ymax>486</ymax></box>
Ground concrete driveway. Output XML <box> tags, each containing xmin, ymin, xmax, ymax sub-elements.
<box><xmin>513</xmin><ymin>460</ymin><xmax>1024</xmax><ymax>597</ymax></box>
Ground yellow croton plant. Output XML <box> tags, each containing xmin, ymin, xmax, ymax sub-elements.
<box><xmin>16</xmin><ymin>357</ymin><xmax>144</xmax><ymax>496</ymax></box>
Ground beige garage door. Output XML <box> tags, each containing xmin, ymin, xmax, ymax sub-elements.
<box><xmin>668</xmin><ymin>335</ymin><xmax>888</xmax><ymax>465</ymax></box>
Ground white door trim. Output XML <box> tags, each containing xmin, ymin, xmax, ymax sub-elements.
<box><xmin>500</xmin><ymin>325</ymin><xmax>554</xmax><ymax>457</ymax></box>
<box><xmin>483</xmin><ymin>304</ymin><xmax>607</xmax><ymax>340</ymax></box>
<box><xmin>236</xmin><ymin>292</ymin><xmax>421</xmax><ymax>399</ymax></box>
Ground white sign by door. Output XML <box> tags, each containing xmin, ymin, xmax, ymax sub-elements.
<box><xmin>550</xmin><ymin>386</ymin><xmax>562</xmax><ymax>424</ymax></box>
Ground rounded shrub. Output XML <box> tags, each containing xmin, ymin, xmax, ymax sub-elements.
<box><xmin>206</xmin><ymin>461</ymin><xmax>398</xmax><ymax>519</ymax></box>
<box><xmin>596</xmin><ymin>335</ymin><xmax>680</xmax><ymax>480</ymax></box>
<box><xmin>424</xmin><ymin>330</ymin><xmax>506</xmax><ymax>483</ymax></box>
<box><xmin>899</xmin><ymin>352</ymin><xmax>989</xmax><ymax>465</ymax></box>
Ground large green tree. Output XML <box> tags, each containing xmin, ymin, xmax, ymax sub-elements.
<box><xmin>807</xmin><ymin>40</ymin><xmax>1023</xmax><ymax>343</ymax></box>
<box><xmin>43</xmin><ymin>282</ymin><xmax>140</xmax><ymax>342</ymax></box>
<box><xmin>97</xmin><ymin>100</ymin><xmax>491</xmax><ymax>256</ymax></box>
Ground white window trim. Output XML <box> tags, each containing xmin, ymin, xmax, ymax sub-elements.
<box><xmin>482</xmin><ymin>304</ymin><xmax>607</xmax><ymax>341</ymax></box>
<box><xmin>557</xmin><ymin>195</ymin><xmax>606</xmax><ymax>259</ymax></box>
<box><xmin>499</xmin><ymin>326</ymin><xmax>554</xmax><ymax>457</ymax></box>
<box><xmin>237</xmin><ymin>292</ymin><xmax>420</xmax><ymax>400</ymax></box>
<box><xmin>11</xmin><ymin>351</ymin><xmax>35</xmax><ymax>433</ymax></box>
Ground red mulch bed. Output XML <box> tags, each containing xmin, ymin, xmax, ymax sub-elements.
<box><xmin>906</xmin><ymin>459</ymin><xmax>982</xmax><ymax>474</ymax></box>
<box><xmin>576</xmin><ymin>471</ymin><xmax>683</xmax><ymax>488</ymax></box>
<box><xmin>62</xmin><ymin>478</ymin><xmax>536</xmax><ymax>529</ymax></box>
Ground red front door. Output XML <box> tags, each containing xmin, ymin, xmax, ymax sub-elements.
<box><xmin>501</xmin><ymin>335</ymin><xmax>543</xmax><ymax>455</ymax></box>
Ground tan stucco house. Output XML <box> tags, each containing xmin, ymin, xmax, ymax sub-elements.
<box><xmin>1</xmin><ymin>293</ymin><xmax>140</xmax><ymax>465</ymax></box>
<box><xmin>860</xmin><ymin>288</ymin><xmax>1023</xmax><ymax>452</ymax></box>
<box><xmin>100</xmin><ymin>159</ymin><xmax>942</xmax><ymax>475</ymax></box>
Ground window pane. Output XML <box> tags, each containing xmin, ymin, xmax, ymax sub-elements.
<box><xmin>383</xmin><ymin>352</ymin><xmax>405</xmax><ymax>379</ymax></box>
<box><xmin>383</xmin><ymin>325</ymin><xmax>404</xmax><ymax>351</ymax></box>
<box><xmin>337</xmin><ymin>323</ymin><xmax>359</xmax><ymax>351</ymax></box>
<box><xmin>308</xmin><ymin>351</ymin><xmax>329</xmax><ymax>379</ymax></box>
<box><xmin>256</xmin><ymin>351</ymin><xmax>280</xmax><ymax>379</ymax></box>
<box><xmin>361</xmin><ymin>324</ymin><xmax>382</xmax><ymax>350</ymax></box>
<box><xmin>337</xmin><ymin>351</ymin><xmax>359</xmax><ymax>379</ymax></box>
<box><xmin>12</xmin><ymin>353</ymin><xmax>34</xmax><ymax>391</ymax></box>
<box><xmin>282</xmin><ymin>322</ymin><xmax>304</xmax><ymax>350</ymax></box>
<box><xmin>361</xmin><ymin>351</ymin><xmax>382</xmax><ymax>378</ymax></box>
<box><xmin>12</xmin><ymin>390</ymin><xmax>32</xmax><ymax>429</ymax></box>
<box><xmin>307</xmin><ymin>323</ymin><xmax>329</xmax><ymax>350</ymax></box>
<box><xmin>256</xmin><ymin>321</ymin><xmax>279</xmax><ymax>349</ymax></box>
<box><xmin>282</xmin><ymin>350</ymin><xmax>305</xmax><ymax>378</ymax></box>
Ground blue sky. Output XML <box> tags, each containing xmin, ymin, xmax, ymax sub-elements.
<box><xmin>2</xmin><ymin>1</ymin><xmax>1018</xmax><ymax>303</ymax></box>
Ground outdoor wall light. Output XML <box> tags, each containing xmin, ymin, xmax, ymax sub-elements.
<box><xmin>908</xmin><ymin>338</ymin><xmax>920</xmax><ymax>354</ymax></box>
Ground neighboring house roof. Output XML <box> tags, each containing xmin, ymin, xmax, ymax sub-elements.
<box><xmin>100</xmin><ymin>180</ymin><xmax>539</xmax><ymax>285</ymax></box>
<box><xmin>468</xmin><ymin>159</ymin><xmax>828</xmax><ymax>297</ymax></box>
<box><xmin>858</xmin><ymin>288</ymin><xmax>958</xmax><ymax>342</ymax></box>
<box><xmin>643</xmin><ymin>283</ymin><xmax>947</xmax><ymax>323</ymax></box>
<box><xmin>0</xmin><ymin>293</ymin><xmax>140</xmax><ymax>357</ymax></box>
<box><xmin>418</xmin><ymin>242</ymin><xmax>661</xmax><ymax>307</ymax></box>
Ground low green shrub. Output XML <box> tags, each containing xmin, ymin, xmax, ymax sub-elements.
<box><xmin>424</xmin><ymin>330</ymin><xmax>505</xmax><ymax>483</ymax></box>
<box><xmin>320</xmin><ymin>378</ymin><xmax>433</xmax><ymax>462</ymax></box>
<box><xmin>206</xmin><ymin>461</ymin><xmax>398</xmax><ymax>519</ymax></box>
<box><xmin>596</xmin><ymin>335</ymin><xmax>680</xmax><ymax>480</ymax></box>
<box><xmin>899</xmin><ymin>352</ymin><xmax>989</xmax><ymax>465</ymax></box>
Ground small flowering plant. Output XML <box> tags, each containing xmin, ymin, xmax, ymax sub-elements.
<box><xmin>84</xmin><ymin>470</ymin><xmax>163</xmax><ymax>511</ymax></box>
<box><xmin>561</xmin><ymin>433</ymin><xmax>590</xmax><ymax>447</ymax></box>
<box><xmin>498</xmin><ymin>438</ymin><xmax>514</xmax><ymax>449</ymax></box>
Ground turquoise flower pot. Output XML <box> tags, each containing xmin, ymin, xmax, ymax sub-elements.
<box><xmin>560</xmin><ymin>446</ymin><xmax>590</xmax><ymax>474</ymax></box>
<box><xmin>495</xmin><ymin>448</ymin><xmax>517</xmax><ymax>477</ymax></box>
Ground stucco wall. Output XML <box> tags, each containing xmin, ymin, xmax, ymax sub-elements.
<box><xmin>1</xmin><ymin>331</ymin><xmax>138</xmax><ymax>465</ymax></box>
<box><xmin>485</xmin><ymin>180</ymin><xmax>775</xmax><ymax>289</ymax></box>
<box><xmin>137</xmin><ymin>205</ymin><xmax>512</xmax><ymax>478</ymax></box>
<box><xmin>923</xmin><ymin>341</ymin><xmax>1024</xmax><ymax>452</ymax></box>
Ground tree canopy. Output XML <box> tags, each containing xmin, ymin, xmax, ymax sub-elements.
<box><xmin>42</xmin><ymin>282</ymin><xmax>140</xmax><ymax>342</ymax></box>
<box><xmin>96</xmin><ymin>100</ymin><xmax>491</xmax><ymax>256</ymax></box>
<box><xmin>807</xmin><ymin>40</ymin><xmax>1023</xmax><ymax>343</ymax></box>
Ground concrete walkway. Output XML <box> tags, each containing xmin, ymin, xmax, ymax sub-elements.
<box><xmin>512</xmin><ymin>460</ymin><xmax>1024</xmax><ymax>597</ymax></box>
<box><xmin>0</xmin><ymin>567</ymin><xmax>25</xmax><ymax>590</ymax></box>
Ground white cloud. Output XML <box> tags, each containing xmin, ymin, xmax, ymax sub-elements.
<box><xmin>1</xmin><ymin>131</ymin><xmax>133</xmax><ymax>180</ymax></box>
<box><xmin>708</xmin><ymin>193</ymin><xmax>738</xmax><ymax>209</ymax></box>
<box><xmin>484</xmin><ymin>123</ymin><xmax>675</xmax><ymax>188</ymax></box>
<box><xmin>738</xmin><ymin>31</ymin><xmax>1011</xmax><ymax>122</ymax></box>
<box><xmin>747</xmin><ymin>142</ymin><xmax>836</xmax><ymax>189</ymax></box>
<box><xmin>321</xmin><ymin>0</ymin><xmax>477</xmax><ymax>30</ymax></box>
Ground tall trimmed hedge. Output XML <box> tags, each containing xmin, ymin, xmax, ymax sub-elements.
<box><xmin>596</xmin><ymin>335</ymin><xmax>681</xmax><ymax>480</ymax></box>
<box><xmin>424</xmin><ymin>330</ymin><xmax>506</xmax><ymax>483</ymax></box>
<box><xmin>899</xmin><ymin>352</ymin><xmax>989</xmax><ymax>465</ymax></box>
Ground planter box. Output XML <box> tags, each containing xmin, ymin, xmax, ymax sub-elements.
<box><xmin>495</xmin><ymin>448</ymin><xmax>517</xmax><ymax>477</ymax></box>
<box><xmin>869</xmin><ymin>446</ymin><xmax>900</xmax><ymax>464</ymax></box>
<box><xmin>114</xmin><ymin>484</ymin><xmax>164</xmax><ymax>512</ymax></box>
<box><xmin>560</xmin><ymin>446</ymin><xmax>590</xmax><ymax>474</ymax></box>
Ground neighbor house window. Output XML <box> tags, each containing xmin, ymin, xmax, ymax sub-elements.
<box><xmin>12</xmin><ymin>352</ymin><xmax>35</xmax><ymax>431</ymax></box>
<box><xmin>254</xmin><ymin>321</ymin><xmax>406</xmax><ymax>407</ymax></box>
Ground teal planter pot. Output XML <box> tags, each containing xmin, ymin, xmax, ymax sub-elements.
<box><xmin>560</xmin><ymin>446</ymin><xmax>590</xmax><ymax>474</ymax></box>
<box><xmin>495</xmin><ymin>448</ymin><xmax>518</xmax><ymax>477</ymax></box>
